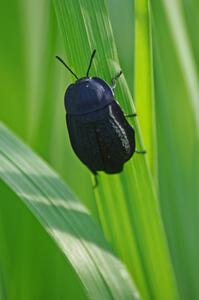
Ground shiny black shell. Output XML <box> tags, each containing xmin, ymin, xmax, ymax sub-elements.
<box><xmin>65</xmin><ymin>77</ymin><xmax>135</xmax><ymax>174</ymax></box>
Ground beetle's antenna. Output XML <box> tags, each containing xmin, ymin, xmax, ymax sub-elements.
<box><xmin>55</xmin><ymin>56</ymin><xmax>78</xmax><ymax>80</ymax></box>
<box><xmin>86</xmin><ymin>49</ymin><xmax>96</xmax><ymax>77</ymax></box>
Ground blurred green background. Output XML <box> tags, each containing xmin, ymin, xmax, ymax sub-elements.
<box><xmin>0</xmin><ymin>0</ymin><xmax>199</xmax><ymax>299</ymax></box>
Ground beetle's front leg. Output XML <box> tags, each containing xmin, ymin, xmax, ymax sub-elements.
<box><xmin>125</xmin><ymin>113</ymin><xmax>137</xmax><ymax>118</ymax></box>
<box><xmin>111</xmin><ymin>70</ymin><xmax>123</xmax><ymax>90</ymax></box>
<box><xmin>91</xmin><ymin>171</ymin><xmax>98</xmax><ymax>188</ymax></box>
<box><xmin>135</xmin><ymin>149</ymin><xmax>147</xmax><ymax>154</ymax></box>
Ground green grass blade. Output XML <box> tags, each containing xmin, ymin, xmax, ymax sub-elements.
<box><xmin>134</xmin><ymin>0</ymin><xmax>156</xmax><ymax>177</ymax></box>
<box><xmin>181</xmin><ymin>0</ymin><xmax>199</xmax><ymax>72</ymax></box>
<box><xmin>159</xmin><ymin>0</ymin><xmax>199</xmax><ymax>135</ymax></box>
<box><xmin>0</xmin><ymin>123</ymin><xmax>139</xmax><ymax>300</ymax></box>
<box><xmin>151</xmin><ymin>1</ymin><xmax>199</xmax><ymax>299</ymax></box>
<box><xmin>53</xmin><ymin>1</ymin><xmax>179</xmax><ymax>299</ymax></box>
<box><xmin>107</xmin><ymin>0</ymin><xmax>135</xmax><ymax>94</ymax></box>
<box><xmin>0</xmin><ymin>180</ymin><xmax>89</xmax><ymax>300</ymax></box>
<box><xmin>0</xmin><ymin>1</ymin><xmax>27</xmax><ymax>138</ymax></box>
<box><xmin>0</xmin><ymin>269</ymin><xmax>6</xmax><ymax>300</ymax></box>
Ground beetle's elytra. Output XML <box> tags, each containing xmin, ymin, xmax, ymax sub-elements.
<box><xmin>56</xmin><ymin>49</ymin><xmax>145</xmax><ymax>177</ymax></box>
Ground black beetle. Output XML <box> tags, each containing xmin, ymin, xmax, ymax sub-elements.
<box><xmin>56</xmin><ymin>49</ymin><xmax>145</xmax><ymax>180</ymax></box>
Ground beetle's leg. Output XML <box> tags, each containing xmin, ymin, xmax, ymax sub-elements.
<box><xmin>135</xmin><ymin>149</ymin><xmax>147</xmax><ymax>154</ymax></box>
<box><xmin>91</xmin><ymin>172</ymin><xmax>98</xmax><ymax>188</ymax></box>
<box><xmin>125</xmin><ymin>113</ymin><xmax>137</xmax><ymax>118</ymax></box>
<box><xmin>111</xmin><ymin>70</ymin><xmax>123</xmax><ymax>89</ymax></box>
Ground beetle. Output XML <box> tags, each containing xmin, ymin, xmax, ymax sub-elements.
<box><xmin>56</xmin><ymin>49</ymin><xmax>145</xmax><ymax>182</ymax></box>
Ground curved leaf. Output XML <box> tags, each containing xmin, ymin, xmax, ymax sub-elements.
<box><xmin>0</xmin><ymin>123</ymin><xmax>139</xmax><ymax>300</ymax></box>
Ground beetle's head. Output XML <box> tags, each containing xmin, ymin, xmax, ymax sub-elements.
<box><xmin>64</xmin><ymin>77</ymin><xmax>114</xmax><ymax>115</ymax></box>
<box><xmin>56</xmin><ymin>49</ymin><xmax>114</xmax><ymax>114</ymax></box>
